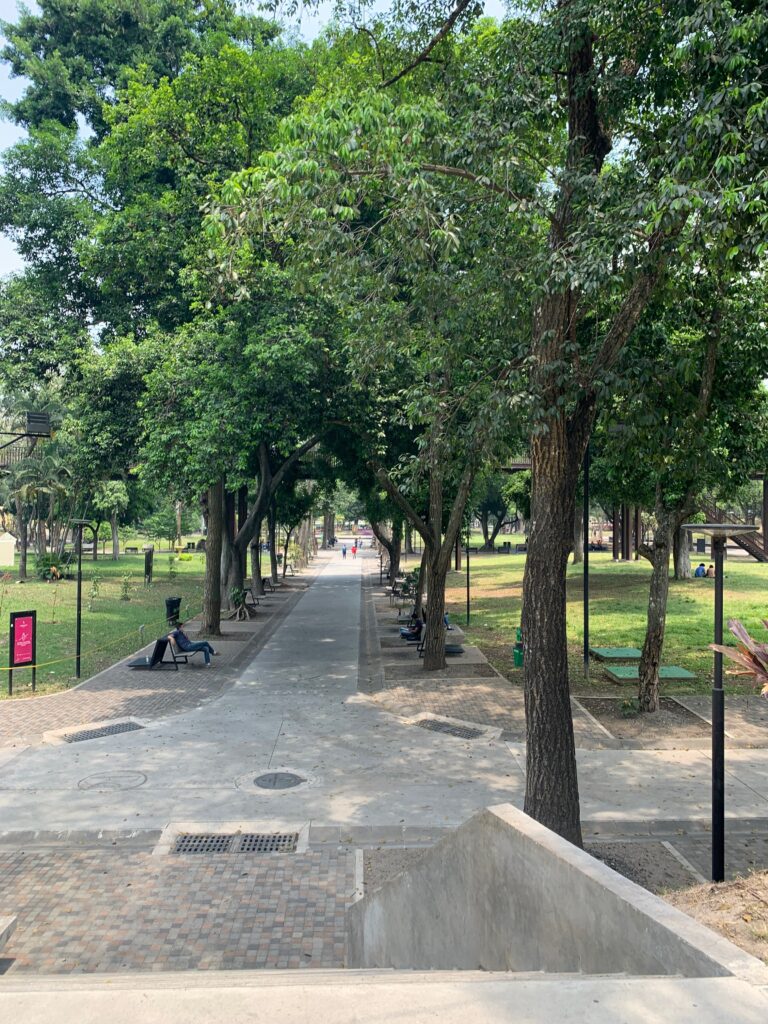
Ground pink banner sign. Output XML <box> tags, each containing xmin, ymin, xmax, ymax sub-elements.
<box><xmin>12</xmin><ymin>613</ymin><xmax>34</xmax><ymax>666</ymax></box>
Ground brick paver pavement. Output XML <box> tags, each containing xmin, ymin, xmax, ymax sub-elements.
<box><xmin>0</xmin><ymin>843</ymin><xmax>354</xmax><ymax>973</ymax></box>
<box><xmin>0</xmin><ymin>585</ymin><xmax>309</xmax><ymax>749</ymax></box>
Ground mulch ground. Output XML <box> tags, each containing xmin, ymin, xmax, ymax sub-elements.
<box><xmin>579</xmin><ymin>696</ymin><xmax>710</xmax><ymax>742</ymax></box>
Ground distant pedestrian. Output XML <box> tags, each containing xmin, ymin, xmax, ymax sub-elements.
<box><xmin>694</xmin><ymin>563</ymin><xmax>706</xmax><ymax>578</ymax></box>
<box><xmin>351</xmin><ymin>544</ymin><xmax>357</xmax><ymax>559</ymax></box>
<box><xmin>342</xmin><ymin>544</ymin><xmax>347</xmax><ymax>559</ymax></box>
<box><xmin>706</xmin><ymin>564</ymin><xmax>715</xmax><ymax>578</ymax></box>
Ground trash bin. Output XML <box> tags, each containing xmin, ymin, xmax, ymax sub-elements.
<box><xmin>165</xmin><ymin>596</ymin><xmax>182</xmax><ymax>624</ymax></box>
<box><xmin>513</xmin><ymin>642</ymin><xmax>524</xmax><ymax>668</ymax></box>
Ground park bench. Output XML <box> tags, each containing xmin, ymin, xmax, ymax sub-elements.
<box><xmin>417</xmin><ymin>639</ymin><xmax>465</xmax><ymax>658</ymax></box>
<box><xmin>244</xmin><ymin>585</ymin><xmax>262</xmax><ymax>608</ymax></box>
<box><xmin>283</xmin><ymin>562</ymin><xmax>295</xmax><ymax>576</ymax></box>
<box><xmin>262</xmin><ymin>576</ymin><xmax>276</xmax><ymax>592</ymax></box>
<box><xmin>167</xmin><ymin>635</ymin><xmax>208</xmax><ymax>666</ymax></box>
<box><xmin>127</xmin><ymin>636</ymin><xmax>178</xmax><ymax>671</ymax></box>
<box><xmin>125</xmin><ymin>546</ymin><xmax>138</xmax><ymax>553</ymax></box>
<box><xmin>515</xmin><ymin>543</ymin><xmax>528</xmax><ymax>553</ymax></box>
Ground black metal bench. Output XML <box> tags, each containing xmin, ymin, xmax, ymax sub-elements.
<box><xmin>244</xmin><ymin>585</ymin><xmax>261</xmax><ymax>608</ymax></box>
<box><xmin>167</xmin><ymin>636</ymin><xmax>208</xmax><ymax>665</ymax></box>
<box><xmin>128</xmin><ymin>637</ymin><xmax>177</xmax><ymax>671</ymax></box>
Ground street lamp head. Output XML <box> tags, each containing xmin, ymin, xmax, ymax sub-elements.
<box><xmin>24</xmin><ymin>411</ymin><xmax>51</xmax><ymax>437</ymax></box>
<box><xmin>682</xmin><ymin>523</ymin><xmax>759</xmax><ymax>539</ymax></box>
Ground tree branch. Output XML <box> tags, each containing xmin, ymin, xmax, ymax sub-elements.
<box><xmin>590</xmin><ymin>230</ymin><xmax>673</xmax><ymax>377</ymax></box>
<box><xmin>420</xmin><ymin>163</ymin><xmax>528</xmax><ymax>204</ymax></box>
<box><xmin>380</xmin><ymin>0</ymin><xmax>473</xmax><ymax>88</ymax></box>
<box><xmin>373</xmin><ymin>465</ymin><xmax>430</xmax><ymax>545</ymax></box>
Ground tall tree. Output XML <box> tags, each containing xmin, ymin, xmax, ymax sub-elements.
<box><xmin>252</xmin><ymin>0</ymin><xmax>768</xmax><ymax>842</ymax></box>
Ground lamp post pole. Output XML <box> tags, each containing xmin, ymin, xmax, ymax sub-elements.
<box><xmin>683</xmin><ymin>521</ymin><xmax>757</xmax><ymax>883</ymax></box>
<box><xmin>712</xmin><ymin>534</ymin><xmax>726</xmax><ymax>882</ymax></box>
<box><xmin>583</xmin><ymin>443</ymin><xmax>590</xmax><ymax>678</ymax></box>
<box><xmin>75</xmin><ymin>522</ymin><xmax>84</xmax><ymax>679</ymax></box>
<box><xmin>465</xmin><ymin>527</ymin><xmax>471</xmax><ymax>626</ymax></box>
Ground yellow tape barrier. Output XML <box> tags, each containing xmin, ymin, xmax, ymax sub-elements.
<box><xmin>1</xmin><ymin>602</ymin><xmax>204</xmax><ymax>674</ymax></box>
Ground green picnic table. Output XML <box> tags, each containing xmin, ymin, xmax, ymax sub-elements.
<box><xmin>589</xmin><ymin>646</ymin><xmax>642</xmax><ymax>661</ymax></box>
<box><xmin>604</xmin><ymin>664</ymin><xmax>696</xmax><ymax>683</ymax></box>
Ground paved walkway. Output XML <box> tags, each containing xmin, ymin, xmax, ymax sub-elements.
<box><xmin>0</xmin><ymin>549</ymin><xmax>766</xmax><ymax>977</ymax></box>
<box><xmin>0</xmin><ymin>583</ymin><xmax>308</xmax><ymax>748</ymax></box>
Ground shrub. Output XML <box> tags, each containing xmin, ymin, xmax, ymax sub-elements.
<box><xmin>711</xmin><ymin>619</ymin><xmax>768</xmax><ymax>697</ymax></box>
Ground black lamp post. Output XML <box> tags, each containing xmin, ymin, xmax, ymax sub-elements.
<box><xmin>682</xmin><ymin>521</ymin><xmax>758</xmax><ymax>882</ymax></box>
<box><xmin>465</xmin><ymin>523</ymin><xmax>471</xmax><ymax>626</ymax></box>
<box><xmin>583</xmin><ymin>443</ymin><xmax>590</xmax><ymax>678</ymax></box>
<box><xmin>71</xmin><ymin>519</ymin><xmax>91</xmax><ymax>679</ymax></box>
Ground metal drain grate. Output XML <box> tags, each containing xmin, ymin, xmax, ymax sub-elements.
<box><xmin>173</xmin><ymin>833</ymin><xmax>234</xmax><ymax>855</ymax></box>
<box><xmin>238</xmin><ymin>833</ymin><xmax>299</xmax><ymax>853</ymax></box>
<box><xmin>63</xmin><ymin>721</ymin><xmax>144</xmax><ymax>743</ymax></box>
<box><xmin>172</xmin><ymin>832</ymin><xmax>299</xmax><ymax>855</ymax></box>
<box><xmin>417</xmin><ymin>719</ymin><xmax>483</xmax><ymax>740</ymax></box>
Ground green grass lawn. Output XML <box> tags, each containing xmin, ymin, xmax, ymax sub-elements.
<box><xmin>445</xmin><ymin>551</ymin><xmax>768</xmax><ymax>697</ymax></box>
<box><xmin>0</xmin><ymin>551</ymin><xmax>206</xmax><ymax>698</ymax></box>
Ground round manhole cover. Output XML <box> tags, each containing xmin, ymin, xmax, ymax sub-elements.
<box><xmin>78</xmin><ymin>770</ymin><xmax>147</xmax><ymax>791</ymax></box>
<box><xmin>254</xmin><ymin>771</ymin><xmax>305</xmax><ymax>790</ymax></box>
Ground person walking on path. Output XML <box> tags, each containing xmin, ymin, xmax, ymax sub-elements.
<box><xmin>342</xmin><ymin>544</ymin><xmax>347</xmax><ymax>559</ymax></box>
<box><xmin>351</xmin><ymin>544</ymin><xmax>357</xmax><ymax>559</ymax></box>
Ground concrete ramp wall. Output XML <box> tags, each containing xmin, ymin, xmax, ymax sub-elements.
<box><xmin>347</xmin><ymin>804</ymin><xmax>768</xmax><ymax>984</ymax></box>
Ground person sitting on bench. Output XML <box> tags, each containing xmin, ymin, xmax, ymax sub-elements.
<box><xmin>167</xmin><ymin>624</ymin><xmax>218</xmax><ymax>666</ymax></box>
<box><xmin>400</xmin><ymin>618</ymin><xmax>423</xmax><ymax>641</ymax></box>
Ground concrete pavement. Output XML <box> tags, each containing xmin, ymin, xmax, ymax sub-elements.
<box><xmin>0</xmin><ymin>548</ymin><xmax>766</xmax><ymax>983</ymax></box>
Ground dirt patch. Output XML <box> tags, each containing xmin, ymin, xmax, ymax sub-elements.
<box><xmin>579</xmin><ymin>696</ymin><xmax>709</xmax><ymax>741</ymax></box>
<box><xmin>588</xmin><ymin>841</ymin><xmax>696</xmax><ymax>895</ymax></box>
<box><xmin>666</xmin><ymin>872</ymin><xmax>768</xmax><ymax>965</ymax></box>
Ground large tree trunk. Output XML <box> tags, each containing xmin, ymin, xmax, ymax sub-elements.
<box><xmin>422</xmin><ymin>546</ymin><xmax>448</xmax><ymax>669</ymax></box>
<box><xmin>638</xmin><ymin>511</ymin><xmax>673</xmax><ymax>712</ymax></box>
<box><xmin>404</xmin><ymin>523</ymin><xmax>415</xmax><ymax>554</ymax></box>
<box><xmin>370</xmin><ymin>520</ymin><xmax>402</xmax><ymax>581</ymax></box>
<box><xmin>92</xmin><ymin>520</ymin><xmax>101</xmax><ymax>560</ymax></box>
<box><xmin>572</xmin><ymin>502</ymin><xmax>584</xmax><ymax>564</ymax></box>
<box><xmin>480</xmin><ymin>511</ymin><xmax>491</xmax><ymax>549</ymax></box>
<box><xmin>413</xmin><ymin>547</ymin><xmax>428</xmax><ymax>619</ymax></box>
<box><xmin>268</xmin><ymin>500</ymin><xmax>279</xmax><ymax>583</ymax></box>
<box><xmin>253</xmin><ymin>519</ymin><xmax>265</xmax><ymax>593</ymax></box>
<box><xmin>220</xmin><ymin>518</ymin><xmax>242</xmax><ymax>608</ymax></box>
<box><xmin>522</xmin><ymin>411</ymin><xmax>589</xmax><ymax>848</ymax></box>
<box><xmin>488</xmin><ymin>515</ymin><xmax>506</xmax><ymax>550</ymax></box>
<box><xmin>200</xmin><ymin>478</ymin><xmax>223</xmax><ymax>636</ymax></box>
<box><xmin>673</xmin><ymin>527</ymin><xmax>692</xmax><ymax>580</ymax></box>
<box><xmin>282</xmin><ymin>526</ymin><xmax>294</xmax><ymax>578</ymax></box>
<box><xmin>110</xmin><ymin>511</ymin><xmax>119</xmax><ymax>560</ymax></box>
<box><xmin>250</xmin><ymin>539</ymin><xmax>262</xmax><ymax>593</ymax></box>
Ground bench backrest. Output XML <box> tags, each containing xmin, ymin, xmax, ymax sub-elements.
<box><xmin>148</xmin><ymin>637</ymin><xmax>169</xmax><ymax>667</ymax></box>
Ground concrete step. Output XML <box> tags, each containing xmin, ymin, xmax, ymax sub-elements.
<box><xmin>0</xmin><ymin>968</ymin><xmax>766</xmax><ymax>1023</ymax></box>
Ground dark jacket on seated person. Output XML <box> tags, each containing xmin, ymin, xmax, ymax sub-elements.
<box><xmin>400</xmin><ymin>619</ymin><xmax>423</xmax><ymax>640</ymax></box>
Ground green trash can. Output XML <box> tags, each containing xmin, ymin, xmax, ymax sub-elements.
<box><xmin>513</xmin><ymin>631</ymin><xmax>524</xmax><ymax>668</ymax></box>
<box><xmin>515</xmin><ymin>626</ymin><xmax>522</xmax><ymax>643</ymax></box>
